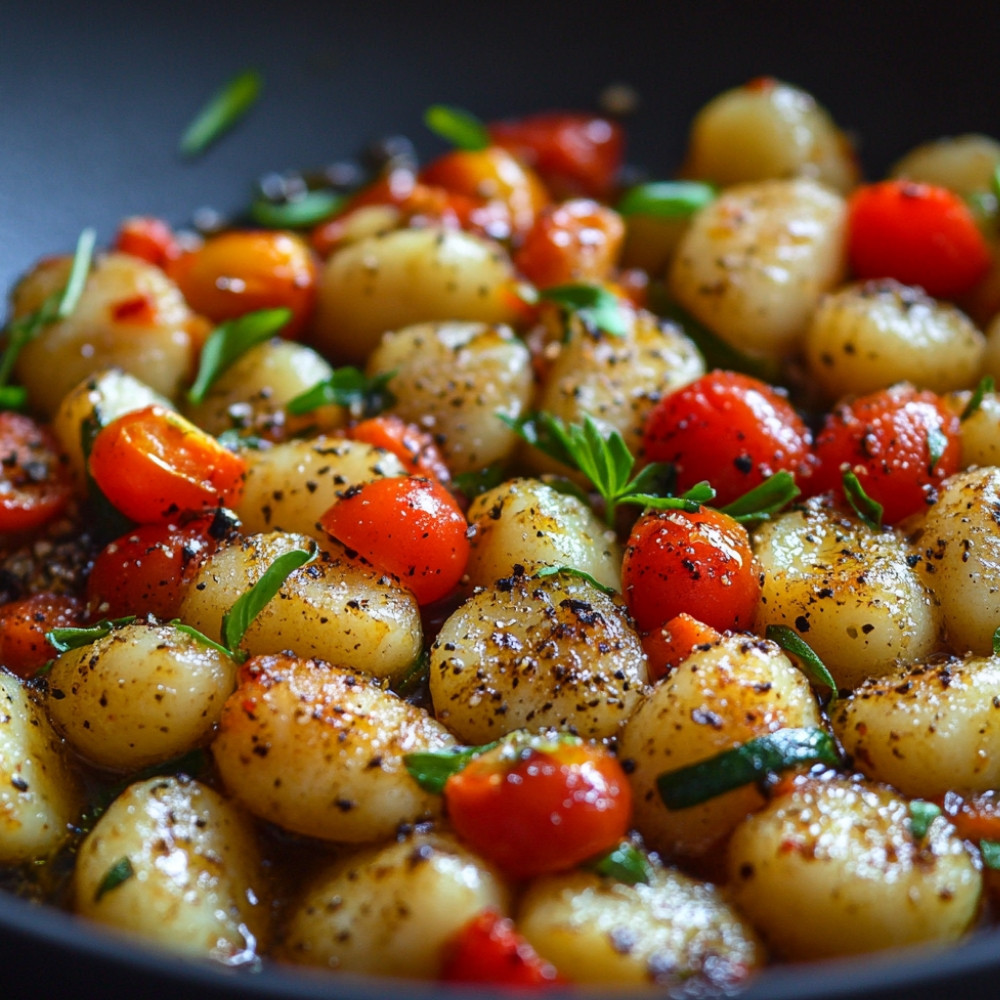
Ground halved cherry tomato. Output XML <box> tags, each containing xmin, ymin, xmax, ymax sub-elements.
<box><xmin>85</xmin><ymin>509</ymin><xmax>239</xmax><ymax>620</ymax></box>
<box><xmin>846</xmin><ymin>179</ymin><xmax>992</xmax><ymax>299</ymax></box>
<box><xmin>319</xmin><ymin>475</ymin><xmax>469</xmax><ymax>605</ymax></box>
<box><xmin>113</xmin><ymin>216</ymin><xmax>183</xmax><ymax>269</ymax></box>
<box><xmin>441</xmin><ymin>909</ymin><xmax>565</xmax><ymax>985</ymax></box>
<box><xmin>420</xmin><ymin>145</ymin><xmax>550</xmax><ymax>239</ymax></box>
<box><xmin>513</xmin><ymin>198</ymin><xmax>625</xmax><ymax>288</ymax></box>
<box><xmin>806</xmin><ymin>384</ymin><xmax>961</xmax><ymax>524</ymax></box>
<box><xmin>487</xmin><ymin>112</ymin><xmax>625</xmax><ymax>201</ymax></box>
<box><xmin>346</xmin><ymin>415</ymin><xmax>451</xmax><ymax>483</ymax></box>
<box><xmin>0</xmin><ymin>412</ymin><xmax>74</xmax><ymax>534</ymax></box>
<box><xmin>0</xmin><ymin>592</ymin><xmax>84</xmax><ymax>678</ymax></box>
<box><xmin>168</xmin><ymin>229</ymin><xmax>317</xmax><ymax>338</ymax></box>
<box><xmin>621</xmin><ymin>506</ymin><xmax>761</xmax><ymax>634</ymax></box>
<box><xmin>444</xmin><ymin>735</ymin><xmax>631</xmax><ymax>881</ymax></box>
<box><xmin>88</xmin><ymin>405</ymin><xmax>247</xmax><ymax>524</ymax></box>
<box><xmin>940</xmin><ymin>790</ymin><xmax>1000</xmax><ymax>844</ymax></box>
<box><xmin>640</xmin><ymin>612</ymin><xmax>722</xmax><ymax>682</ymax></box>
<box><xmin>642</xmin><ymin>370</ymin><xmax>815</xmax><ymax>507</ymax></box>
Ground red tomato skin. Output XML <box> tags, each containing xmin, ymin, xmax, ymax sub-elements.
<box><xmin>444</xmin><ymin>741</ymin><xmax>631</xmax><ymax>881</ymax></box>
<box><xmin>319</xmin><ymin>476</ymin><xmax>469</xmax><ymax>605</ymax></box>
<box><xmin>642</xmin><ymin>371</ymin><xmax>815</xmax><ymax>506</ymax></box>
<box><xmin>88</xmin><ymin>405</ymin><xmax>247</xmax><ymax>524</ymax></box>
<box><xmin>621</xmin><ymin>507</ymin><xmax>761</xmax><ymax>635</ymax></box>
<box><xmin>441</xmin><ymin>909</ymin><xmax>565</xmax><ymax>985</ymax></box>
<box><xmin>487</xmin><ymin>112</ymin><xmax>625</xmax><ymax>201</ymax></box>
<box><xmin>113</xmin><ymin>216</ymin><xmax>182</xmax><ymax>269</ymax></box>
<box><xmin>847</xmin><ymin>180</ymin><xmax>992</xmax><ymax>299</ymax></box>
<box><xmin>0</xmin><ymin>412</ymin><xmax>74</xmax><ymax>534</ymax></box>
<box><xmin>0</xmin><ymin>592</ymin><xmax>84</xmax><ymax>678</ymax></box>
<box><xmin>85</xmin><ymin>510</ymin><xmax>239</xmax><ymax>620</ymax></box>
<box><xmin>806</xmin><ymin>384</ymin><xmax>961</xmax><ymax>524</ymax></box>
<box><xmin>513</xmin><ymin>197</ymin><xmax>625</xmax><ymax>288</ymax></box>
<box><xmin>346</xmin><ymin>415</ymin><xmax>451</xmax><ymax>483</ymax></box>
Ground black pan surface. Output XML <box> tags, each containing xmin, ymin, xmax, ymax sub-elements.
<box><xmin>2</xmin><ymin>2</ymin><xmax>1000</xmax><ymax>998</ymax></box>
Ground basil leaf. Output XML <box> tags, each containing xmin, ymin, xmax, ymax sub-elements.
<box><xmin>0</xmin><ymin>386</ymin><xmax>28</xmax><ymax>412</ymax></box>
<box><xmin>95</xmin><ymin>857</ymin><xmax>134</xmax><ymax>901</ymax></box>
<box><xmin>46</xmin><ymin>617</ymin><xmax>137</xmax><ymax>653</ymax></box>
<box><xmin>908</xmin><ymin>799</ymin><xmax>942</xmax><ymax>840</ymax></box>
<box><xmin>981</xmin><ymin>839</ymin><xmax>1000</xmax><ymax>870</ymax></box>
<box><xmin>187</xmin><ymin>308</ymin><xmax>292</xmax><ymax>404</ymax></box>
<box><xmin>587</xmin><ymin>841</ymin><xmax>653</xmax><ymax>886</ymax></box>
<box><xmin>180</xmin><ymin>69</ymin><xmax>262</xmax><ymax>157</ymax></box>
<box><xmin>766</xmin><ymin>624</ymin><xmax>838</xmax><ymax>696</ymax></box>
<box><xmin>424</xmin><ymin>104</ymin><xmax>490</xmax><ymax>151</ymax></box>
<box><xmin>842</xmin><ymin>471</ymin><xmax>883</xmax><ymax>531</ymax></box>
<box><xmin>249</xmin><ymin>189</ymin><xmax>344</xmax><ymax>229</ymax></box>
<box><xmin>961</xmin><ymin>375</ymin><xmax>995</xmax><ymax>421</ymax></box>
<box><xmin>404</xmin><ymin>742</ymin><xmax>500</xmax><ymax>795</ymax></box>
<box><xmin>926</xmin><ymin>426</ymin><xmax>947</xmax><ymax>473</ymax></box>
<box><xmin>616</xmin><ymin>181</ymin><xmax>716</xmax><ymax>219</ymax></box>
<box><xmin>169</xmin><ymin>620</ymin><xmax>237</xmax><ymax>660</ymax></box>
<box><xmin>451</xmin><ymin>463</ymin><xmax>507</xmax><ymax>500</ymax></box>
<box><xmin>0</xmin><ymin>227</ymin><xmax>96</xmax><ymax>392</ymax></box>
<box><xmin>720</xmin><ymin>471</ymin><xmax>801</xmax><ymax>527</ymax></box>
<box><xmin>993</xmin><ymin>626</ymin><xmax>1000</xmax><ymax>657</ymax></box>
<box><xmin>538</xmin><ymin>283</ymin><xmax>628</xmax><ymax>337</ymax></box>
<box><xmin>657</xmin><ymin>727</ymin><xmax>841</xmax><ymax>810</ymax></box>
<box><xmin>221</xmin><ymin>544</ymin><xmax>317</xmax><ymax>652</ymax></box>
<box><xmin>286</xmin><ymin>368</ymin><xmax>397</xmax><ymax>419</ymax></box>
<box><xmin>534</xmin><ymin>565</ymin><xmax>617</xmax><ymax>596</ymax></box>
<box><xmin>393</xmin><ymin>649</ymin><xmax>430</xmax><ymax>699</ymax></box>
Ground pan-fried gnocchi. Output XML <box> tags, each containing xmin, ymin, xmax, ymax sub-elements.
<box><xmin>4</xmin><ymin>78</ymin><xmax>1000</xmax><ymax>993</ymax></box>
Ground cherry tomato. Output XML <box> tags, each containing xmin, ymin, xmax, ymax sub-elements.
<box><xmin>621</xmin><ymin>506</ymin><xmax>761</xmax><ymax>634</ymax></box>
<box><xmin>642</xmin><ymin>370</ymin><xmax>815</xmax><ymax>507</ymax></box>
<box><xmin>85</xmin><ymin>509</ymin><xmax>239</xmax><ymax>620</ymax></box>
<box><xmin>113</xmin><ymin>216</ymin><xmax>183</xmax><ymax>269</ymax></box>
<box><xmin>441</xmin><ymin>909</ymin><xmax>565</xmax><ymax>985</ymax></box>
<box><xmin>168</xmin><ymin>229</ymin><xmax>317</xmax><ymax>338</ymax></box>
<box><xmin>807</xmin><ymin>384</ymin><xmax>961</xmax><ymax>524</ymax></box>
<box><xmin>88</xmin><ymin>405</ymin><xmax>247</xmax><ymax>524</ymax></box>
<box><xmin>444</xmin><ymin>735</ymin><xmax>631</xmax><ymax>881</ymax></box>
<box><xmin>847</xmin><ymin>179</ymin><xmax>992</xmax><ymax>299</ymax></box>
<box><xmin>319</xmin><ymin>475</ymin><xmax>469</xmax><ymax>605</ymax></box>
<box><xmin>346</xmin><ymin>415</ymin><xmax>451</xmax><ymax>483</ymax></box>
<box><xmin>487</xmin><ymin>111</ymin><xmax>625</xmax><ymax>201</ymax></box>
<box><xmin>0</xmin><ymin>592</ymin><xmax>84</xmax><ymax>678</ymax></box>
<box><xmin>640</xmin><ymin>612</ymin><xmax>722</xmax><ymax>682</ymax></box>
<box><xmin>513</xmin><ymin>198</ymin><xmax>625</xmax><ymax>288</ymax></box>
<box><xmin>419</xmin><ymin>145</ymin><xmax>550</xmax><ymax>239</ymax></box>
<box><xmin>0</xmin><ymin>412</ymin><xmax>74</xmax><ymax>534</ymax></box>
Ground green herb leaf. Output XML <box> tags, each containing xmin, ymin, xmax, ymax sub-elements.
<box><xmin>766</xmin><ymin>624</ymin><xmax>837</xmax><ymax>696</ymax></box>
<box><xmin>616</xmin><ymin>181</ymin><xmax>716</xmax><ymax>219</ymax></box>
<box><xmin>249</xmin><ymin>189</ymin><xmax>344</xmax><ymax>229</ymax></box>
<box><xmin>393</xmin><ymin>649</ymin><xmax>430</xmax><ymax>699</ymax></box>
<box><xmin>221</xmin><ymin>544</ymin><xmax>317</xmax><ymax>652</ymax></box>
<box><xmin>287</xmin><ymin>368</ymin><xmax>397</xmax><ymax>419</ymax></box>
<box><xmin>0</xmin><ymin>227</ymin><xmax>96</xmax><ymax>392</ymax></box>
<box><xmin>842</xmin><ymin>470</ymin><xmax>883</xmax><ymax>531</ymax></box>
<box><xmin>187</xmin><ymin>308</ymin><xmax>292</xmax><ymax>405</ymax></box>
<box><xmin>926</xmin><ymin>426</ymin><xmax>947</xmax><ymax>473</ymax></box>
<box><xmin>908</xmin><ymin>799</ymin><xmax>942</xmax><ymax>840</ymax></box>
<box><xmin>180</xmin><ymin>69</ymin><xmax>262</xmax><ymax>157</ymax></box>
<box><xmin>424</xmin><ymin>104</ymin><xmax>490</xmax><ymax>151</ymax></box>
<box><xmin>404</xmin><ymin>742</ymin><xmax>501</xmax><ymax>794</ymax></box>
<box><xmin>993</xmin><ymin>625</ymin><xmax>1000</xmax><ymax>656</ymax></box>
<box><xmin>719</xmin><ymin>471</ymin><xmax>800</xmax><ymax>527</ymax></box>
<box><xmin>46</xmin><ymin>617</ymin><xmax>137</xmax><ymax>653</ymax></box>
<box><xmin>0</xmin><ymin>386</ymin><xmax>28</xmax><ymax>412</ymax></box>
<box><xmin>587</xmin><ymin>841</ymin><xmax>653</xmax><ymax>885</ymax></box>
<box><xmin>95</xmin><ymin>857</ymin><xmax>134</xmax><ymax>901</ymax></box>
<box><xmin>534</xmin><ymin>565</ymin><xmax>617</xmax><ymax>595</ymax></box>
<box><xmin>961</xmin><ymin>375</ymin><xmax>995</xmax><ymax>421</ymax></box>
<box><xmin>537</xmin><ymin>283</ymin><xmax>628</xmax><ymax>337</ymax></box>
<box><xmin>981</xmin><ymin>839</ymin><xmax>1000</xmax><ymax>870</ymax></box>
<box><xmin>657</xmin><ymin>727</ymin><xmax>840</xmax><ymax>810</ymax></box>
<box><xmin>169</xmin><ymin>620</ymin><xmax>237</xmax><ymax>660</ymax></box>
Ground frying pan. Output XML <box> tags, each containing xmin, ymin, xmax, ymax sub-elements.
<box><xmin>2</xmin><ymin>1</ymin><xmax>1000</xmax><ymax>997</ymax></box>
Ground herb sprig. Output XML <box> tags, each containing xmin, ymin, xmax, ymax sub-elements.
<box><xmin>180</xmin><ymin>69</ymin><xmax>262</xmax><ymax>157</ymax></box>
<box><xmin>287</xmin><ymin>368</ymin><xmax>397</xmax><ymax>420</ymax></box>
<box><xmin>423</xmin><ymin>104</ymin><xmax>490</xmax><ymax>151</ymax></box>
